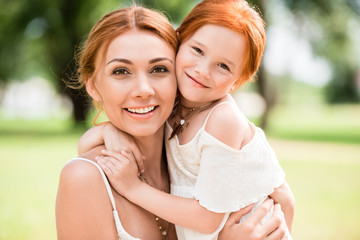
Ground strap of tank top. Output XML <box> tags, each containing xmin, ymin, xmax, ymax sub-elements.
<box><xmin>66</xmin><ymin>158</ymin><xmax>125</xmax><ymax>236</ymax></box>
<box><xmin>204</xmin><ymin>101</ymin><xmax>233</xmax><ymax>126</ymax></box>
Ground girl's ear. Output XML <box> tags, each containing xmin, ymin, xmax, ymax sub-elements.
<box><xmin>85</xmin><ymin>77</ymin><xmax>102</xmax><ymax>102</ymax></box>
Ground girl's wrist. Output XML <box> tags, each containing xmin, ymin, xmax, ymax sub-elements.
<box><xmin>125</xmin><ymin>180</ymin><xmax>147</xmax><ymax>200</ymax></box>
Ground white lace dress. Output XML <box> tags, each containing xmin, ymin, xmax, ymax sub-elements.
<box><xmin>165</xmin><ymin>102</ymin><xmax>290</xmax><ymax>240</ymax></box>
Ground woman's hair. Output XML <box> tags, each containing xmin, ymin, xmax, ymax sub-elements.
<box><xmin>76</xmin><ymin>5</ymin><xmax>178</xmax><ymax>89</ymax></box>
<box><xmin>176</xmin><ymin>0</ymin><xmax>266</xmax><ymax>90</ymax></box>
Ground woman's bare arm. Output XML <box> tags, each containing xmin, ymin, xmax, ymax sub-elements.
<box><xmin>55</xmin><ymin>149</ymin><xmax>118</xmax><ymax>240</ymax></box>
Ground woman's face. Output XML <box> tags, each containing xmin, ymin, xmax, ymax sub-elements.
<box><xmin>88</xmin><ymin>30</ymin><xmax>177</xmax><ymax>138</ymax></box>
<box><xmin>175</xmin><ymin>24</ymin><xmax>246</xmax><ymax>106</ymax></box>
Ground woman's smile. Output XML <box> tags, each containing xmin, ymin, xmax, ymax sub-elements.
<box><xmin>125</xmin><ymin>105</ymin><xmax>158</xmax><ymax>120</ymax></box>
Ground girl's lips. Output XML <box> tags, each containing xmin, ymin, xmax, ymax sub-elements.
<box><xmin>185</xmin><ymin>73</ymin><xmax>208</xmax><ymax>88</ymax></box>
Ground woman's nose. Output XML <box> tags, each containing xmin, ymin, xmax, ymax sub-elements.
<box><xmin>132</xmin><ymin>74</ymin><xmax>155</xmax><ymax>98</ymax></box>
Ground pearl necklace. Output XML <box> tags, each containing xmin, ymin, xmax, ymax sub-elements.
<box><xmin>169</xmin><ymin>100</ymin><xmax>213</xmax><ymax>139</ymax></box>
<box><xmin>138</xmin><ymin>174</ymin><xmax>170</xmax><ymax>239</ymax></box>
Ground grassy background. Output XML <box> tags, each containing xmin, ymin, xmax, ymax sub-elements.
<box><xmin>0</xmin><ymin>104</ymin><xmax>359</xmax><ymax>239</ymax></box>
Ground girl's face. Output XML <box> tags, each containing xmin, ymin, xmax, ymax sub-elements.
<box><xmin>87</xmin><ymin>30</ymin><xmax>177</xmax><ymax>138</ymax></box>
<box><xmin>176</xmin><ymin>24</ymin><xmax>246</xmax><ymax>106</ymax></box>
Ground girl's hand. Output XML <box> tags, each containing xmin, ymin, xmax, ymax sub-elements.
<box><xmin>218</xmin><ymin>199</ymin><xmax>287</xmax><ymax>240</ymax></box>
<box><xmin>102</xmin><ymin>123</ymin><xmax>145</xmax><ymax>173</ymax></box>
<box><xmin>96</xmin><ymin>149</ymin><xmax>141</xmax><ymax>196</ymax></box>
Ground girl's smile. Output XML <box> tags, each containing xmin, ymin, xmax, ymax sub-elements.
<box><xmin>176</xmin><ymin>24</ymin><xmax>246</xmax><ymax>107</ymax></box>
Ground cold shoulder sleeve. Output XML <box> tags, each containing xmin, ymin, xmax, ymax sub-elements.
<box><xmin>192</xmin><ymin>126</ymin><xmax>285</xmax><ymax>213</ymax></box>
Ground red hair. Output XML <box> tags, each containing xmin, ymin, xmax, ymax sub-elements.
<box><xmin>77</xmin><ymin>5</ymin><xmax>178</xmax><ymax>89</ymax></box>
<box><xmin>177</xmin><ymin>0</ymin><xmax>265</xmax><ymax>90</ymax></box>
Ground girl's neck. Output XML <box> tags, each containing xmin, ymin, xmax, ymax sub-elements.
<box><xmin>179</xmin><ymin>95</ymin><xmax>211</xmax><ymax>109</ymax></box>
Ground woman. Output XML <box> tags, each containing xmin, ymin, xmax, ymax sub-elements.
<box><xmin>56</xmin><ymin>5</ymin><xmax>287</xmax><ymax>240</ymax></box>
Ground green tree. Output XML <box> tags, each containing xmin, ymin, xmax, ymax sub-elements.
<box><xmin>282</xmin><ymin>0</ymin><xmax>360</xmax><ymax>103</ymax></box>
<box><xmin>0</xmin><ymin>0</ymin><xmax>199</xmax><ymax>125</ymax></box>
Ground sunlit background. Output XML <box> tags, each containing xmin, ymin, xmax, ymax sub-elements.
<box><xmin>1</xmin><ymin>0</ymin><xmax>359</xmax><ymax>239</ymax></box>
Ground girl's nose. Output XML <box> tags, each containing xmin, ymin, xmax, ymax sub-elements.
<box><xmin>195</xmin><ymin>60</ymin><xmax>211</xmax><ymax>79</ymax></box>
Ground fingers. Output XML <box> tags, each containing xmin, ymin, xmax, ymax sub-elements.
<box><xmin>129</xmin><ymin>144</ymin><xmax>145</xmax><ymax>173</ymax></box>
<box><xmin>101</xmin><ymin>149</ymin><xmax>126</xmax><ymax>161</ymax></box>
<box><xmin>263</xmin><ymin>204</ymin><xmax>285</xmax><ymax>240</ymax></box>
<box><xmin>120</xmin><ymin>150</ymin><xmax>141</xmax><ymax>172</ymax></box>
<box><xmin>96</xmin><ymin>155</ymin><xmax>118</xmax><ymax>176</ymax></box>
<box><xmin>247</xmin><ymin>198</ymin><xmax>274</xmax><ymax>227</ymax></box>
<box><xmin>96</xmin><ymin>150</ymin><xmax>129</xmax><ymax>173</ymax></box>
<box><xmin>226</xmin><ymin>204</ymin><xmax>254</xmax><ymax>225</ymax></box>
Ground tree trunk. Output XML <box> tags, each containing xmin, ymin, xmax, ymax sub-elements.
<box><xmin>253</xmin><ymin>0</ymin><xmax>277</xmax><ymax>129</ymax></box>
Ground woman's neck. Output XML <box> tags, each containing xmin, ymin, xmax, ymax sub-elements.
<box><xmin>134</xmin><ymin>127</ymin><xmax>168</xmax><ymax>190</ymax></box>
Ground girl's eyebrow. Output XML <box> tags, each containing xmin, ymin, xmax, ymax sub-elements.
<box><xmin>191</xmin><ymin>39</ymin><xmax>235</xmax><ymax>70</ymax></box>
<box><xmin>191</xmin><ymin>39</ymin><xmax>207</xmax><ymax>49</ymax></box>
<box><xmin>106</xmin><ymin>58</ymin><xmax>132</xmax><ymax>65</ymax></box>
<box><xmin>149</xmin><ymin>57</ymin><xmax>173</xmax><ymax>64</ymax></box>
<box><xmin>223</xmin><ymin>58</ymin><xmax>236</xmax><ymax>70</ymax></box>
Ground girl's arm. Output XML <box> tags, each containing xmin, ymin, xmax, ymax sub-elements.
<box><xmin>78</xmin><ymin>124</ymin><xmax>107</xmax><ymax>154</ymax></box>
<box><xmin>97</xmin><ymin>150</ymin><xmax>225</xmax><ymax>234</ymax></box>
<box><xmin>78</xmin><ymin>123</ymin><xmax>145</xmax><ymax>173</ymax></box>
<box><xmin>56</xmin><ymin>147</ymin><xmax>118</xmax><ymax>239</ymax></box>
<box><xmin>270</xmin><ymin>181</ymin><xmax>295</xmax><ymax>233</ymax></box>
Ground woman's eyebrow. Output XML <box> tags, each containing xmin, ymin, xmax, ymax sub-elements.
<box><xmin>149</xmin><ymin>57</ymin><xmax>173</xmax><ymax>64</ymax></box>
<box><xmin>106</xmin><ymin>58</ymin><xmax>133</xmax><ymax>65</ymax></box>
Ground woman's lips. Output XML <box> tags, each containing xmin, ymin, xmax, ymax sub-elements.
<box><xmin>125</xmin><ymin>105</ymin><xmax>158</xmax><ymax>120</ymax></box>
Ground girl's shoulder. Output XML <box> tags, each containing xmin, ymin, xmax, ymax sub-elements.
<box><xmin>204</xmin><ymin>96</ymin><xmax>252</xmax><ymax>150</ymax></box>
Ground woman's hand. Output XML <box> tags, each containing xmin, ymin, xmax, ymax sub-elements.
<box><xmin>218</xmin><ymin>199</ymin><xmax>287</xmax><ymax>240</ymax></box>
<box><xmin>270</xmin><ymin>181</ymin><xmax>295</xmax><ymax>233</ymax></box>
<box><xmin>96</xmin><ymin>149</ymin><xmax>142</xmax><ymax>196</ymax></box>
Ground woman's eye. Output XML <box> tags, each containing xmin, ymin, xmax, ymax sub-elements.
<box><xmin>151</xmin><ymin>66</ymin><xmax>169</xmax><ymax>73</ymax></box>
<box><xmin>192</xmin><ymin>47</ymin><xmax>203</xmax><ymax>55</ymax></box>
<box><xmin>219</xmin><ymin>63</ymin><xmax>230</xmax><ymax>71</ymax></box>
<box><xmin>112</xmin><ymin>68</ymin><xmax>130</xmax><ymax>75</ymax></box>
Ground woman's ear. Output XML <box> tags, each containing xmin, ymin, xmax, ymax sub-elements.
<box><xmin>85</xmin><ymin>77</ymin><xmax>101</xmax><ymax>102</ymax></box>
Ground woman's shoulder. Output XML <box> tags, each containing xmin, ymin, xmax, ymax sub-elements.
<box><xmin>60</xmin><ymin>146</ymin><xmax>105</xmax><ymax>186</ymax></box>
<box><xmin>56</xmin><ymin>147</ymin><xmax>119</xmax><ymax>239</ymax></box>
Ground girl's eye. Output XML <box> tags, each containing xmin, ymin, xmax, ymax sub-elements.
<box><xmin>151</xmin><ymin>66</ymin><xmax>169</xmax><ymax>73</ymax></box>
<box><xmin>112</xmin><ymin>68</ymin><xmax>130</xmax><ymax>75</ymax></box>
<box><xmin>219</xmin><ymin>63</ymin><xmax>230</xmax><ymax>71</ymax></box>
<box><xmin>192</xmin><ymin>47</ymin><xmax>203</xmax><ymax>55</ymax></box>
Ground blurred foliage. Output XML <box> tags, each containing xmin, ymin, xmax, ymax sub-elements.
<box><xmin>0</xmin><ymin>0</ymin><xmax>359</xmax><ymax>124</ymax></box>
<box><xmin>0</xmin><ymin>0</ymin><xmax>198</xmax><ymax>124</ymax></box>
<box><xmin>282</xmin><ymin>0</ymin><xmax>360</xmax><ymax>103</ymax></box>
